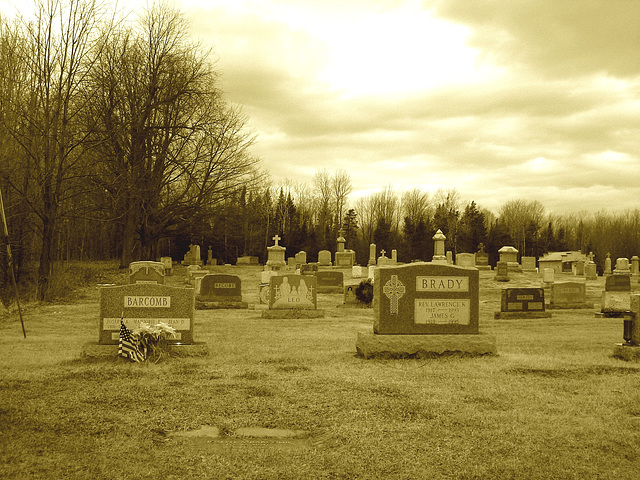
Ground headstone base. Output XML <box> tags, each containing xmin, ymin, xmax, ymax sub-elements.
<box><xmin>196</xmin><ymin>300</ymin><xmax>248</xmax><ymax>310</ymax></box>
<box><xmin>356</xmin><ymin>333</ymin><xmax>496</xmax><ymax>359</ymax></box>
<box><xmin>261</xmin><ymin>309</ymin><xmax>326</xmax><ymax>319</ymax></box>
<box><xmin>549</xmin><ymin>302</ymin><xmax>594</xmax><ymax>310</ymax></box>
<box><xmin>494</xmin><ymin>311</ymin><xmax>552</xmax><ymax>319</ymax></box>
<box><xmin>80</xmin><ymin>342</ymin><xmax>209</xmax><ymax>358</ymax></box>
<box><xmin>613</xmin><ymin>343</ymin><xmax>640</xmax><ymax>362</ymax></box>
<box><xmin>494</xmin><ymin>275</ymin><xmax>510</xmax><ymax>282</ymax></box>
<box><xmin>475</xmin><ymin>265</ymin><xmax>491</xmax><ymax>271</ymax></box>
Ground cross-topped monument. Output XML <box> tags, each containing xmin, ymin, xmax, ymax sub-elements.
<box><xmin>383</xmin><ymin>274</ymin><xmax>405</xmax><ymax>315</ymax></box>
<box><xmin>266</xmin><ymin>233</ymin><xmax>286</xmax><ymax>270</ymax></box>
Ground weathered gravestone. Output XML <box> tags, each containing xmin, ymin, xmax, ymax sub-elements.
<box><xmin>352</xmin><ymin>265</ymin><xmax>365</xmax><ymax>278</ymax></box>
<box><xmin>456</xmin><ymin>253</ymin><xmax>476</xmax><ymax>268</ymax></box>
<box><xmin>99</xmin><ymin>284</ymin><xmax>195</xmax><ymax>345</ymax></box>
<box><xmin>585</xmin><ymin>262</ymin><xmax>598</xmax><ymax>281</ymax></box>
<box><xmin>182</xmin><ymin>245</ymin><xmax>202</xmax><ymax>266</ymax></box>
<box><xmin>495</xmin><ymin>287</ymin><xmax>551</xmax><ymax>318</ymax></box>
<box><xmin>613</xmin><ymin>294</ymin><xmax>640</xmax><ymax>361</ymax></box>
<box><xmin>196</xmin><ymin>274</ymin><xmax>247</xmax><ymax>309</ymax></box>
<box><xmin>600</xmin><ymin>274</ymin><xmax>631</xmax><ymax>317</ymax></box>
<box><xmin>614</xmin><ymin>258</ymin><xmax>631</xmax><ymax>275</ymax></box>
<box><xmin>550</xmin><ymin>281</ymin><xmax>592</xmax><ymax>309</ymax></box>
<box><xmin>432</xmin><ymin>230</ymin><xmax>447</xmax><ymax>264</ymax></box>
<box><xmin>475</xmin><ymin>244</ymin><xmax>490</xmax><ymax>270</ymax></box>
<box><xmin>266</xmin><ymin>235</ymin><xmax>286</xmax><ymax>270</ymax></box>
<box><xmin>343</xmin><ymin>283</ymin><xmax>358</xmax><ymax>306</ymax></box>
<box><xmin>356</xmin><ymin>263</ymin><xmax>496</xmax><ymax>358</ymax></box>
<box><xmin>299</xmin><ymin>263</ymin><xmax>319</xmax><ymax>276</ymax></box>
<box><xmin>237</xmin><ymin>255</ymin><xmax>259</xmax><ymax>266</ymax></box>
<box><xmin>295</xmin><ymin>251</ymin><xmax>307</xmax><ymax>266</ymax></box>
<box><xmin>499</xmin><ymin>246</ymin><xmax>521</xmax><ymax>272</ymax></box>
<box><xmin>129</xmin><ymin>261</ymin><xmax>165</xmax><ymax>284</ymax></box>
<box><xmin>494</xmin><ymin>261</ymin><xmax>510</xmax><ymax>282</ymax></box>
<box><xmin>314</xmin><ymin>270</ymin><xmax>344</xmax><ymax>293</ymax></box>
<box><xmin>521</xmin><ymin>257</ymin><xmax>537</xmax><ymax>273</ymax></box>
<box><xmin>318</xmin><ymin>250</ymin><xmax>332</xmax><ymax>266</ymax></box>
<box><xmin>160</xmin><ymin>256</ymin><xmax>173</xmax><ymax>276</ymax></box>
<box><xmin>262</xmin><ymin>274</ymin><xmax>324</xmax><ymax>318</ymax></box>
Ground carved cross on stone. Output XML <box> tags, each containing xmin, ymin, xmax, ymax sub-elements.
<box><xmin>383</xmin><ymin>274</ymin><xmax>405</xmax><ymax>315</ymax></box>
<box><xmin>272</xmin><ymin>234</ymin><xmax>281</xmax><ymax>246</ymax></box>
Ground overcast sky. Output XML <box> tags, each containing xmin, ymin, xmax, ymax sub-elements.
<box><xmin>5</xmin><ymin>0</ymin><xmax>640</xmax><ymax>215</ymax></box>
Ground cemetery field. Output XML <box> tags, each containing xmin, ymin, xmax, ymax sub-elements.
<box><xmin>1</xmin><ymin>263</ymin><xmax>640</xmax><ymax>479</ymax></box>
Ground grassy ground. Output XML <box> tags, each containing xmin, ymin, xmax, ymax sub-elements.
<box><xmin>1</xmin><ymin>262</ymin><xmax>640</xmax><ymax>479</ymax></box>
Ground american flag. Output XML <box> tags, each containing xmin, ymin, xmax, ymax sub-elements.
<box><xmin>118</xmin><ymin>320</ymin><xmax>145</xmax><ymax>362</ymax></box>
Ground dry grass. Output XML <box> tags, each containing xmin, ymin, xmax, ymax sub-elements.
<box><xmin>1</xmin><ymin>263</ymin><xmax>639</xmax><ymax>479</ymax></box>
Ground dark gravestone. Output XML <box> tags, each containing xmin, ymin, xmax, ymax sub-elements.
<box><xmin>99</xmin><ymin>284</ymin><xmax>195</xmax><ymax>344</ymax></box>
<box><xmin>373</xmin><ymin>263</ymin><xmax>479</xmax><ymax>335</ymax></box>
<box><xmin>299</xmin><ymin>263</ymin><xmax>318</xmax><ymax>276</ymax></box>
<box><xmin>495</xmin><ymin>288</ymin><xmax>551</xmax><ymax>318</ymax></box>
<box><xmin>199</xmin><ymin>274</ymin><xmax>242</xmax><ymax>302</ymax></box>
<box><xmin>196</xmin><ymin>274</ymin><xmax>247</xmax><ymax>309</ymax></box>
<box><xmin>314</xmin><ymin>271</ymin><xmax>344</xmax><ymax>293</ymax></box>
<box><xmin>356</xmin><ymin>263</ymin><xmax>495</xmax><ymax>358</ymax></box>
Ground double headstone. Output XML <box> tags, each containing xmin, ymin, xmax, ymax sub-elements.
<box><xmin>99</xmin><ymin>283</ymin><xmax>195</xmax><ymax>345</ymax></box>
<box><xmin>495</xmin><ymin>287</ymin><xmax>551</xmax><ymax>318</ymax></box>
<box><xmin>550</xmin><ymin>281</ymin><xmax>592</xmax><ymax>309</ymax></box>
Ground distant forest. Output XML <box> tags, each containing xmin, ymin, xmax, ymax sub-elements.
<box><xmin>1</xmin><ymin>1</ymin><xmax>639</xmax><ymax>301</ymax></box>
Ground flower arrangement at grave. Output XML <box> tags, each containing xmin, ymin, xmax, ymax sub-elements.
<box><xmin>119</xmin><ymin>320</ymin><xmax>176</xmax><ymax>363</ymax></box>
<box><xmin>355</xmin><ymin>280</ymin><xmax>374</xmax><ymax>306</ymax></box>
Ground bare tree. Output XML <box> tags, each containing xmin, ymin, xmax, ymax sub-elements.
<box><xmin>87</xmin><ymin>3</ymin><xmax>259</xmax><ymax>265</ymax></box>
<box><xmin>1</xmin><ymin>0</ymin><xmax>109</xmax><ymax>299</ymax></box>
<box><xmin>332</xmin><ymin>169</ymin><xmax>352</xmax><ymax>236</ymax></box>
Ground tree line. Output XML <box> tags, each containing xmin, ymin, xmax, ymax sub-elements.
<box><xmin>1</xmin><ymin>1</ymin><xmax>638</xmax><ymax>303</ymax></box>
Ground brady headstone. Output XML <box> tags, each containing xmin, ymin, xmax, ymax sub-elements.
<box><xmin>356</xmin><ymin>263</ymin><xmax>495</xmax><ymax>358</ymax></box>
<box><xmin>99</xmin><ymin>283</ymin><xmax>194</xmax><ymax>344</ymax></box>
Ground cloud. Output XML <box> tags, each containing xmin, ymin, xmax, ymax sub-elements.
<box><xmin>430</xmin><ymin>0</ymin><xmax>640</xmax><ymax>79</ymax></box>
